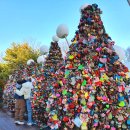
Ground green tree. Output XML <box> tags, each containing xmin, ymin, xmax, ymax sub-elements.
<box><xmin>0</xmin><ymin>63</ymin><xmax>10</xmax><ymax>82</ymax></box>
<box><xmin>0</xmin><ymin>63</ymin><xmax>9</xmax><ymax>107</ymax></box>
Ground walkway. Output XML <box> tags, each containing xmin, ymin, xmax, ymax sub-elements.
<box><xmin>0</xmin><ymin>109</ymin><xmax>39</xmax><ymax>130</ymax></box>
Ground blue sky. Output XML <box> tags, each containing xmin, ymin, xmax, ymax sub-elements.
<box><xmin>0</xmin><ymin>0</ymin><xmax>130</xmax><ymax>53</ymax></box>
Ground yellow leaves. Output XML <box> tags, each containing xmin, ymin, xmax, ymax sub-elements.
<box><xmin>1</xmin><ymin>42</ymin><xmax>40</xmax><ymax>83</ymax></box>
<box><xmin>4</xmin><ymin>42</ymin><xmax>39</xmax><ymax>69</ymax></box>
<box><xmin>0</xmin><ymin>43</ymin><xmax>40</xmax><ymax>83</ymax></box>
<box><xmin>0</xmin><ymin>63</ymin><xmax>10</xmax><ymax>81</ymax></box>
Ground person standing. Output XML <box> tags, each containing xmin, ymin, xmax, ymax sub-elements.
<box><xmin>15</xmin><ymin>78</ymin><xmax>33</xmax><ymax>126</ymax></box>
<box><xmin>14</xmin><ymin>79</ymin><xmax>27</xmax><ymax>125</ymax></box>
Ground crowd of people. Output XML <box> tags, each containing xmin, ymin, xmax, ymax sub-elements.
<box><xmin>3</xmin><ymin>3</ymin><xmax>130</xmax><ymax>130</ymax></box>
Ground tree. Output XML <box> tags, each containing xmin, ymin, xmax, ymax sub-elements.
<box><xmin>31</xmin><ymin>41</ymin><xmax>64</xmax><ymax>128</ymax></box>
<box><xmin>0</xmin><ymin>63</ymin><xmax>10</xmax><ymax>82</ymax></box>
<box><xmin>3</xmin><ymin>43</ymin><xmax>40</xmax><ymax>70</ymax></box>
<box><xmin>0</xmin><ymin>52</ymin><xmax>4</xmax><ymax>63</ymax></box>
<box><xmin>44</xmin><ymin>41</ymin><xmax>63</xmax><ymax>80</ymax></box>
<box><xmin>0</xmin><ymin>63</ymin><xmax>10</xmax><ymax>107</ymax></box>
<box><xmin>46</xmin><ymin>4</ymin><xmax>130</xmax><ymax>130</ymax></box>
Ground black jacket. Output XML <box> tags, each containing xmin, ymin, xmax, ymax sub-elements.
<box><xmin>14</xmin><ymin>79</ymin><xmax>27</xmax><ymax>99</ymax></box>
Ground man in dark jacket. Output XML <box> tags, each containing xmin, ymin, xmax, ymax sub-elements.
<box><xmin>14</xmin><ymin>79</ymin><xmax>26</xmax><ymax>125</ymax></box>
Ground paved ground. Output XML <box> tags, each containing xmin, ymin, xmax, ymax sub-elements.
<box><xmin>0</xmin><ymin>109</ymin><xmax>39</xmax><ymax>130</ymax></box>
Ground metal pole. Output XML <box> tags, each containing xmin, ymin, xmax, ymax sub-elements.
<box><xmin>65</xmin><ymin>37</ymin><xmax>69</xmax><ymax>47</ymax></box>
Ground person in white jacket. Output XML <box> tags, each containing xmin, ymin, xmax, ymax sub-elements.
<box><xmin>15</xmin><ymin>79</ymin><xmax>33</xmax><ymax>126</ymax></box>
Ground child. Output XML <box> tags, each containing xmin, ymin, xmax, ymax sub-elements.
<box><xmin>15</xmin><ymin>78</ymin><xmax>33</xmax><ymax>126</ymax></box>
<box><xmin>14</xmin><ymin>79</ymin><xmax>27</xmax><ymax>125</ymax></box>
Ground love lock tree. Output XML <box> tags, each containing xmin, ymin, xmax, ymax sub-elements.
<box><xmin>31</xmin><ymin>40</ymin><xmax>64</xmax><ymax>129</ymax></box>
<box><xmin>0</xmin><ymin>79</ymin><xmax>4</xmax><ymax>108</ymax></box>
<box><xmin>44</xmin><ymin>41</ymin><xmax>63</xmax><ymax>81</ymax></box>
<box><xmin>46</xmin><ymin>4</ymin><xmax>130</xmax><ymax>130</ymax></box>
